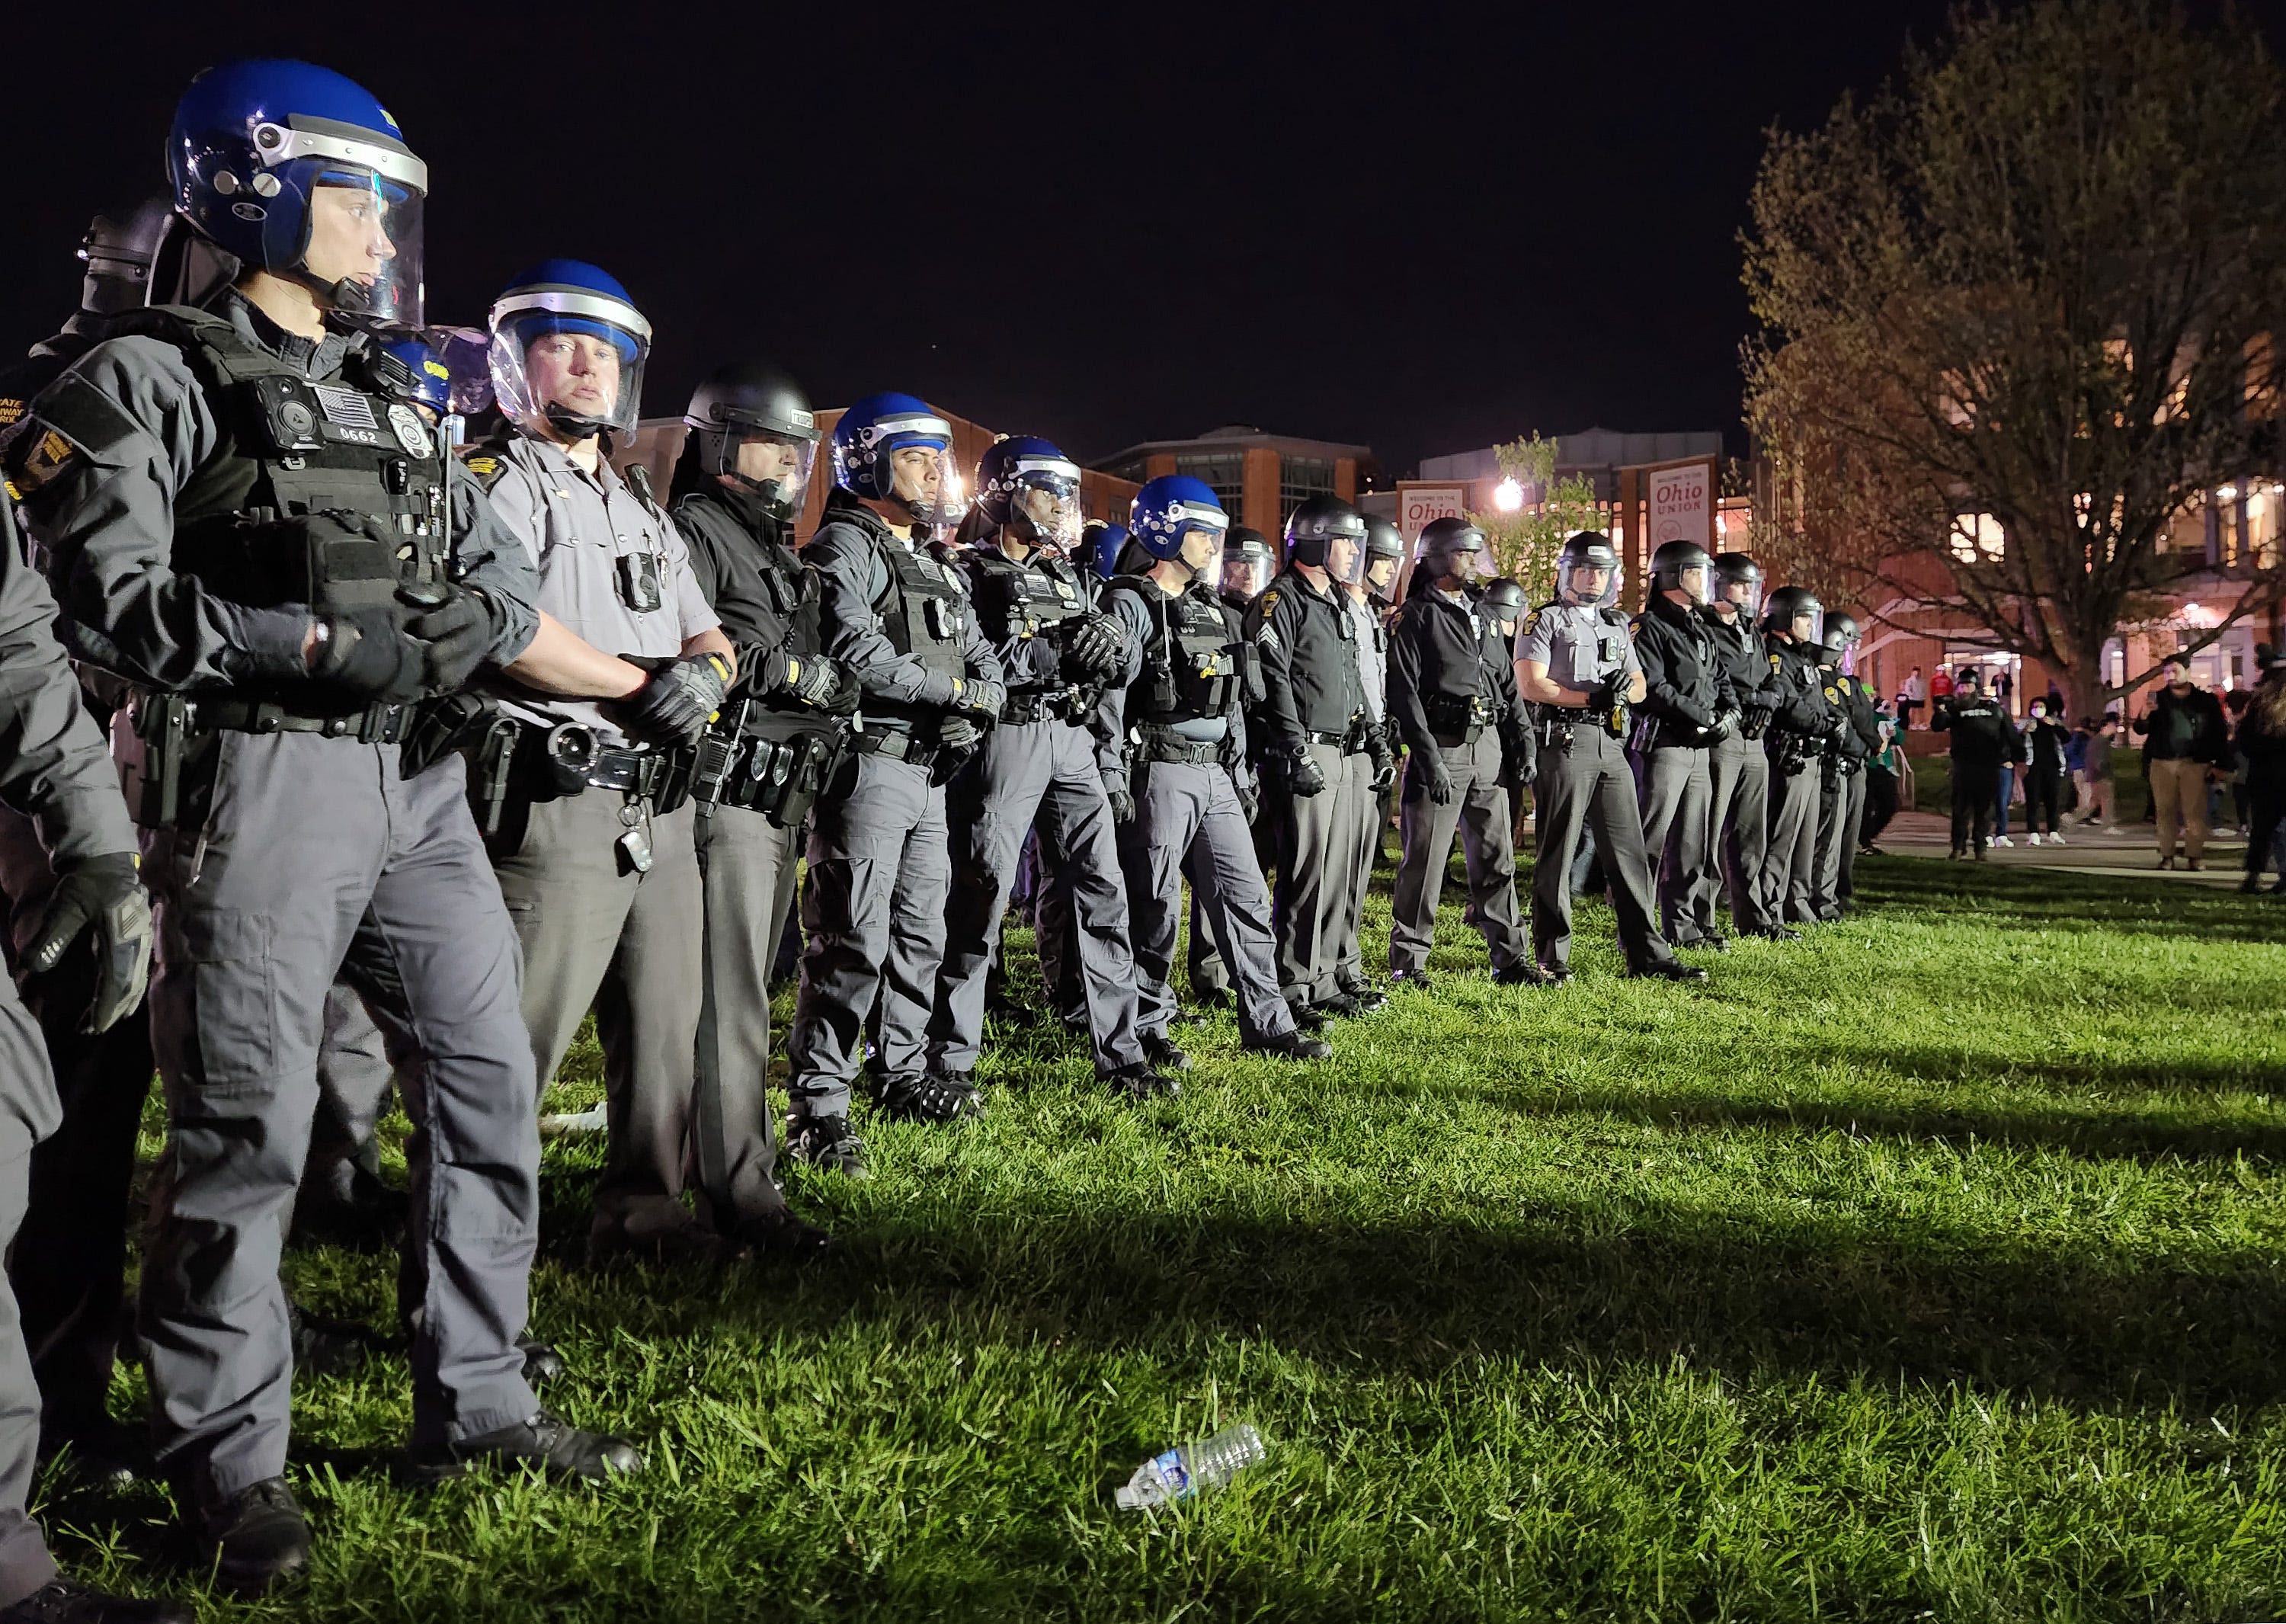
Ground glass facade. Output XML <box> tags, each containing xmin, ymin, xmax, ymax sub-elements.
<box><xmin>1173</xmin><ymin>451</ymin><xmax>1246</xmax><ymax>521</ymax></box>
<box><xmin>1279</xmin><ymin>455</ymin><xmax>1337</xmax><ymax>521</ymax></box>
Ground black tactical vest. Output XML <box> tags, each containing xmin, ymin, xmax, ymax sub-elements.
<box><xmin>1125</xmin><ymin>578</ymin><xmax>1241</xmax><ymax>724</ymax></box>
<box><xmin>965</xmin><ymin>546</ymin><xmax>1087</xmax><ymax>652</ymax></box>
<box><xmin>126</xmin><ymin>306</ymin><xmax>448</xmax><ymax>613</ymax></box>
<box><xmin>876</xmin><ymin>533</ymin><xmax>969</xmax><ymax>687</ymax></box>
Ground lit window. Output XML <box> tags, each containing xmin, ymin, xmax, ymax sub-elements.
<box><xmin>1949</xmin><ymin>513</ymin><xmax>2005</xmax><ymax>562</ymax></box>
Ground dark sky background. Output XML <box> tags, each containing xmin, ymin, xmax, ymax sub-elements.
<box><xmin>8</xmin><ymin>1</ymin><xmax>2284</xmax><ymax>477</ymax></box>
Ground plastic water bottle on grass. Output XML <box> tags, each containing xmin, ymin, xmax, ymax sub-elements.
<box><xmin>1114</xmin><ymin>1424</ymin><xmax>1265</xmax><ymax>1510</ymax></box>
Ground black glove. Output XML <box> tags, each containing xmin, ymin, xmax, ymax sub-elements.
<box><xmin>402</xmin><ymin>585</ymin><xmax>494</xmax><ymax>693</ymax></box>
<box><xmin>774</xmin><ymin>650</ymin><xmax>853</xmax><ymax>714</ymax></box>
<box><xmin>1286</xmin><ymin>747</ymin><xmax>1327</xmax><ymax>798</ymax></box>
<box><xmin>1368</xmin><ymin>734</ymin><xmax>1398</xmax><ymax>795</ymax></box>
<box><xmin>1497</xmin><ymin>730</ymin><xmax>1532</xmax><ymax>791</ymax></box>
<box><xmin>1236</xmin><ymin>778</ymin><xmax>1260</xmax><ymax>824</ymax></box>
<box><xmin>312</xmin><ymin>607</ymin><xmax>430</xmax><ymax>703</ymax></box>
<box><xmin>938</xmin><ymin>715</ymin><xmax>983</xmax><ymax>752</ymax></box>
<box><xmin>617</xmin><ymin>652</ymin><xmax>730</xmax><ymax>749</ymax></box>
<box><xmin>1420</xmin><ymin>752</ymin><xmax>1455</xmax><ymax>806</ymax></box>
<box><xmin>1062</xmin><ymin>612</ymin><xmax>1127</xmax><ymax>676</ymax></box>
<box><xmin>1105</xmin><ymin>777</ymin><xmax>1136</xmax><ymax>824</ymax></box>
<box><xmin>954</xmin><ymin>676</ymin><xmax>1007</xmax><ymax>720</ymax></box>
<box><xmin>22</xmin><ymin>853</ymin><xmax>152</xmax><ymax>1034</ymax></box>
<box><xmin>1705</xmin><ymin>706</ymin><xmax>1740</xmax><ymax>744</ymax></box>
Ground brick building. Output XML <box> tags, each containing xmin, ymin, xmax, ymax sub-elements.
<box><xmin>1091</xmin><ymin>425</ymin><xmax>1378</xmax><ymax>536</ymax></box>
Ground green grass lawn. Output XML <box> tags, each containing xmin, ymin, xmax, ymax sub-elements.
<box><xmin>52</xmin><ymin>857</ymin><xmax>2286</xmax><ymax>1620</ymax></box>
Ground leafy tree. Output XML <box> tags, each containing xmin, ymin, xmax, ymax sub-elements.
<box><xmin>1468</xmin><ymin>434</ymin><xmax>1604</xmax><ymax>602</ymax></box>
<box><xmin>1743</xmin><ymin>0</ymin><xmax>2286</xmax><ymax>719</ymax></box>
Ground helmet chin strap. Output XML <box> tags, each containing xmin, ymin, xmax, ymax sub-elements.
<box><xmin>542</xmin><ymin>402</ymin><xmax>607</xmax><ymax>442</ymax></box>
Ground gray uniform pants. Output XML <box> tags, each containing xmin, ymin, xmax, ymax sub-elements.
<box><xmin>1273</xmin><ymin>740</ymin><xmax>1362</xmax><ymax>1006</ymax></box>
<box><xmin>494</xmin><ymin>791</ymin><xmax>703</xmax><ymax>1239</ymax></box>
<box><xmin>0</xmin><ymin>978</ymin><xmax>61</xmax><ymax>1606</ymax></box>
<box><xmin>1635</xmin><ymin>744</ymin><xmax>1713</xmax><ymax>943</ymax></box>
<box><xmin>1188</xmin><ymin>779</ymin><xmax>1278</xmax><ymax>997</ymax></box>
<box><xmin>1119</xmin><ymin>759</ymin><xmax>1293</xmax><ymax>1045</ymax></box>
<box><xmin>933</xmin><ymin>720</ymin><xmax>1144</xmax><ymax>1075</ymax></box>
<box><xmin>1388</xmin><ymin>731</ymin><xmax>1526</xmax><ymax>976</ymax></box>
<box><xmin>1331</xmin><ymin>751</ymin><xmax>1378</xmax><ymax>991</ymax></box>
<box><xmin>1821</xmin><ymin>768</ymin><xmax>1867</xmax><ymax>906</ymax></box>
<box><xmin>301</xmin><ymin>983</ymin><xmax>393</xmax><ymax>1212</ymax></box>
<box><xmin>1530</xmin><ymin>724</ymin><xmax>1676</xmax><ymax>972</ymax></box>
<box><xmin>787</xmin><ymin>751</ymin><xmax>946</xmax><ymax>1117</ymax></box>
<box><xmin>1696</xmin><ymin>732</ymin><xmax>1772</xmax><ymax>937</ymax></box>
<box><xmin>691</xmin><ymin>806</ymin><xmax>802</xmax><ymax>1225</ymax></box>
<box><xmin>1763</xmin><ymin>753</ymin><xmax>1822</xmax><ymax>925</ymax></box>
<box><xmin>141</xmin><ymin>737</ymin><xmax>538</xmax><ymax>1497</ymax></box>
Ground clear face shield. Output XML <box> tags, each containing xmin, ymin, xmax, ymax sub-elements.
<box><xmin>1670</xmin><ymin>562</ymin><xmax>1712</xmax><ymax>607</ymax></box>
<box><xmin>274</xmin><ymin>163</ymin><xmax>425</xmax><ymax>328</ymax></box>
<box><xmin>1558</xmin><ymin>553</ymin><xmax>1622</xmax><ymax>610</ymax></box>
<box><xmin>1010</xmin><ymin>469</ymin><xmax>1084</xmax><ymax>553</ymax></box>
<box><xmin>1222</xmin><ymin>549</ymin><xmax>1273</xmax><ymax>601</ymax></box>
<box><xmin>1365</xmin><ymin>553</ymin><xmax>1402</xmax><ymax>597</ymax></box>
<box><xmin>1792</xmin><ymin>606</ymin><xmax>1824</xmax><ymax>645</ymax></box>
<box><xmin>488</xmin><ymin>291</ymin><xmax>652</xmax><ymax>439</ymax></box>
<box><xmin>1718</xmin><ymin>573</ymin><xmax>1763</xmax><ymax>620</ymax></box>
<box><xmin>882</xmin><ymin>440</ymin><xmax>960</xmax><ymax>531</ymax></box>
<box><xmin>730</xmin><ymin>430</ymin><xmax>817</xmax><ymax>517</ymax></box>
<box><xmin>1178</xmin><ymin>514</ymin><xmax>1230</xmax><ymax>585</ymax></box>
<box><xmin>1327</xmin><ymin>534</ymin><xmax>1364</xmax><ymax>588</ymax></box>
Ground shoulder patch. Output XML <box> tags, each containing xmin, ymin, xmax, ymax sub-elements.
<box><xmin>1769</xmin><ymin>652</ymin><xmax>1783</xmax><ymax>673</ymax></box>
<box><xmin>1260</xmin><ymin>588</ymin><xmax>1279</xmax><ymax>614</ymax></box>
<box><xmin>1628</xmin><ymin>614</ymin><xmax>1644</xmax><ymax>636</ymax></box>
<box><xmin>4</xmin><ymin>428</ymin><xmax>80</xmax><ymax>496</ymax></box>
<box><xmin>1823</xmin><ymin>685</ymin><xmax>1839</xmax><ymax>702</ymax></box>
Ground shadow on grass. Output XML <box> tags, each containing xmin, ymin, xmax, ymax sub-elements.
<box><xmin>1850</xmin><ymin>860</ymin><xmax>2286</xmax><ymax>943</ymax></box>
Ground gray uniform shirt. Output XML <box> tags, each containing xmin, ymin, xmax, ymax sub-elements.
<box><xmin>1514</xmin><ymin>601</ymin><xmax>1641</xmax><ymax>695</ymax></box>
<box><xmin>805</xmin><ymin>505</ymin><xmax>999</xmax><ymax>720</ymax></box>
<box><xmin>11</xmin><ymin>293</ymin><xmax>539</xmax><ymax>692</ymax></box>
<box><xmin>480</xmin><ymin>435</ymin><xmax>719</xmax><ymax>743</ymax></box>
<box><xmin>1348</xmin><ymin>592</ymin><xmax>1385</xmax><ymax>726</ymax></box>
<box><xmin>0</xmin><ymin>492</ymin><xmax>136</xmax><ymax>870</ymax></box>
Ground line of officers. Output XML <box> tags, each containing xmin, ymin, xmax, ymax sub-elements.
<box><xmin>0</xmin><ymin>58</ymin><xmax>1892</xmax><ymax>1622</ymax></box>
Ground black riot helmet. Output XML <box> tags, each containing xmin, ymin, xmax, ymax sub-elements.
<box><xmin>1481</xmin><ymin>576</ymin><xmax>1526</xmax><ymax>636</ymax></box>
<box><xmin>1415</xmin><ymin>516</ymin><xmax>1487</xmax><ymax>584</ymax></box>
<box><xmin>1361</xmin><ymin>514</ymin><xmax>1405</xmax><ymax>597</ymax></box>
<box><xmin>1761</xmin><ymin>584</ymin><xmax>1824</xmax><ymax>644</ymax></box>
<box><xmin>1221</xmin><ymin>525</ymin><xmax>1277</xmax><ymax>601</ymax></box>
<box><xmin>681</xmin><ymin>361</ymin><xmax>821</xmax><ymax>521</ymax></box>
<box><xmin>75</xmin><ymin>197</ymin><xmax>173</xmax><ymax>317</ymax></box>
<box><xmin>1711</xmin><ymin>552</ymin><xmax>1763</xmax><ymax>619</ymax></box>
<box><xmin>1650</xmin><ymin>540</ymin><xmax>1714</xmax><ymax>606</ymax></box>
<box><xmin>1283</xmin><ymin>494</ymin><xmax>1369</xmax><ymax>575</ymax></box>
<box><xmin>1819</xmin><ymin>611</ymin><xmax>1862</xmax><ymax>657</ymax></box>
<box><xmin>1556</xmin><ymin>531</ymin><xmax>1622</xmax><ymax>609</ymax></box>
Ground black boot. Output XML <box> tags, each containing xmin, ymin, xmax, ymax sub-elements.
<box><xmin>785</xmin><ymin>1114</ymin><xmax>869</xmax><ymax>1177</ymax></box>
<box><xmin>873</xmin><ymin>1071</ymin><xmax>986</xmax><ymax>1125</ymax></box>
<box><xmin>188</xmin><ymin>1477</ymin><xmax>310</xmax><ymax>1597</ymax></box>
<box><xmin>0</xmin><ymin>1580</ymin><xmax>193</xmax><ymax>1623</ymax></box>
<box><xmin>408</xmin><ymin>1410</ymin><xmax>644</xmax><ymax>1485</ymax></box>
<box><xmin>728</xmin><ymin>1207</ymin><xmax>834</xmax><ymax>1262</ymax></box>
<box><xmin>1100</xmin><ymin>1063</ymin><xmax>1182</xmax><ymax>1100</ymax></box>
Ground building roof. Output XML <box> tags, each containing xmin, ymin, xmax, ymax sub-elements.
<box><xmin>1417</xmin><ymin>428</ymin><xmax>1724</xmax><ymax>482</ymax></box>
<box><xmin>1091</xmin><ymin>424</ymin><xmax>1375</xmax><ymax>469</ymax></box>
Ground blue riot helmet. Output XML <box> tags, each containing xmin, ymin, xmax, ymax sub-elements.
<box><xmin>1130</xmin><ymin>475</ymin><xmax>1230</xmax><ymax>579</ymax></box>
<box><xmin>831</xmin><ymin>392</ymin><xmax>959</xmax><ymax>526</ymax></box>
<box><xmin>369</xmin><ymin>331</ymin><xmax>452</xmax><ymax>421</ymax></box>
<box><xmin>974</xmin><ymin>434</ymin><xmax>1084</xmax><ymax>553</ymax></box>
<box><xmin>1085</xmin><ymin>522</ymin><xmax>1133</xmax><ymax>582</ymax></box>
<box><xmin>488</xmin><ymin>260</ymin><xmax>651</xmax><ymax>440</ymax></box>
<box><xmin>168</xmin><ymin>60</ymin><xmax>427</xmax><ymax>329</ymax></box>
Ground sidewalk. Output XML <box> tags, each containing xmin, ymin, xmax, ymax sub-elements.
<box><xmin>1869</xmin><ymin>809</ymin><xmax>2259</xmax><ymax>889</ymax></box>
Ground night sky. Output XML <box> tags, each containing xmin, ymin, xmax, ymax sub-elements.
<box><xmin>9</xmin><ymin>2</ymin><xmax>2284</xmax><ymax>477</ymax></box>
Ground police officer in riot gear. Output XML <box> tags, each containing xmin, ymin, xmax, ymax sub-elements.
<box><xmin>1809</xmin><ymin>612</ymin><xmax>1875</xmax><ymax>919</ymax></box>
<box><xmin>1514</xmin><ymin>533</ymin><xmax>1705</xmax><ymax>982</ymax></box>
<box><xmin>1185</xmin><ymin>525</ymin><xmax>1280</xmax><ymax>1008</ymax></box>
<box><xmin>1331</xmin><ymin>517</ymin><xmax>1406</xmax><ymax>1008</ymax></box>
<box><xmin>928</xmin><ymin>437</ymin><xmax>1173</xmax><ymax>1098</ymax></box>
<box><xmin>1247</xmin><ymin>495</ymin><xmax>1378</xmax><ymax>1019</ymax></box>
<box><xmin>1385</xmin><ymin>518</ymin><xmax>1534</xmax><ymax>987</ymax></box>
<box><xmin>1629</xmin><ymin>540</ymin><xmax>1738</xmax><ymax>948</ymax></box>
<box><xmin>1933</xmin><ymin>666</ymin><xmax>2014</xmax><ymax>859</ymax></box>
<box><xmin>0</xmin><ymin>492</ymin><xmax>184</xmax><ymax>1624</ymax></box>
<box><xmin>784</xmin><ymin>393</ymin><xmax>1006</xmax><ymax>1172</ymax></box>
<box><xmin>473</xmin><ymin>261</ymin><xmax>742</xmax><ymax>1266</ymax></box>
<box><xmin>1691</xmin><ymin>553</ymin><xmax>1792</xmax><ymax>940</ymax></box>
<box><xmin>1479</xmin><ymin>578</ymin><xmax>1528</xmax><ymax>645</ymax></box>
<box><xmin>668</xmin><ymin>358</ymin><xmax>853</xmax><ymax>1254</ymax></box>
<box><xmin>1105</xmin><ymin>478</ymin><xmax>1330</xmax><ymax>1062</ymax></box>
<box><xmin>1758</xmin><ymin>585</ymin><xmax>1843</xmax><ymax>925</ymax></box>
<box><xmin>7</xmin><ymin>62</ymin><xmax>642</xmax><ymax>1590</ymax></box>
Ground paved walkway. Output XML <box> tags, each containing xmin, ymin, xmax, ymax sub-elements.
<box><xmin>1868</xmin><ymin>809</ymin><xmax>2263</xmax><ymax>889</ymax></box>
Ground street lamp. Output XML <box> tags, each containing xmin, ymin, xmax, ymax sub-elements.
<box><xmin>1494</xmin><ymin>477</ymin><xmax>1524</xmax><ymax>512</ymax></box>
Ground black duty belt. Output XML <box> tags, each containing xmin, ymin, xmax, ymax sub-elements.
<box><xmin>852</xmin><ymin>728</ymin><xmax>940</xmax><ymax>768</ymax></box>
<box><xmin>1000</xmin><ymin>688</ymin><xmax>1091</xmax><ymax>727</ymax></box>
<box><xmin>583</xmin><ymin>745</ymin><xmax>672</xmax><ymax>796</ymax></box>
<box><xmin>1305</xmin><ymin>724</ymin><xmax>1372</xmax><ymax>752</ymax></box>
<box><xmin>194</xmin><ymin>696</ymin><xmax>411</xmax><ymax>743</ymax></box>
<box><xmin>1138</xmin><ymin>732</ymin><xmax>1221</xmax><ymax>765</ymax></box>
<box><xmin>1540</xmin><ymin>707</ymin><xmax>1595</xmax><ymax>725</ymax></box>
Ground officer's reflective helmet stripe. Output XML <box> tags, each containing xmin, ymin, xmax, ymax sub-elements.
<box><xmin>168</xmin><ymin>59</ymin><xmax>427</xmax><ymax>328</ymax></box>
<box><xmin>1556</xmin><ymin>530</ymin><xmax>1622</xmax><ymax>610</ymax></box>
<box><xmin>682</xmin><ymin>360</ymin><xmax>818</xmax><ymax>522</ymax></box>
<box><xmin>488</xmin><ymin>260</ymin><xmax>652</xmax><ymax>439</ymax></box>
<box><xmin>1650</xmin><ymin>540</ymin><xmax>1714</xmax><ymax>605</ymax></box>
<box><xmin>1130</xmin><ymin>475</ymin><xmax>1229</xmax><ymax>565</ymax></box>
<box><xmin>974</xmin><ymin>435</ymin><xmax>1084</xmax><ymax>550</ymax></box>
<box><xmin>831</xmin><ymin>391</ymin><xmax>959</xmax><ymax>525</ymax></box>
